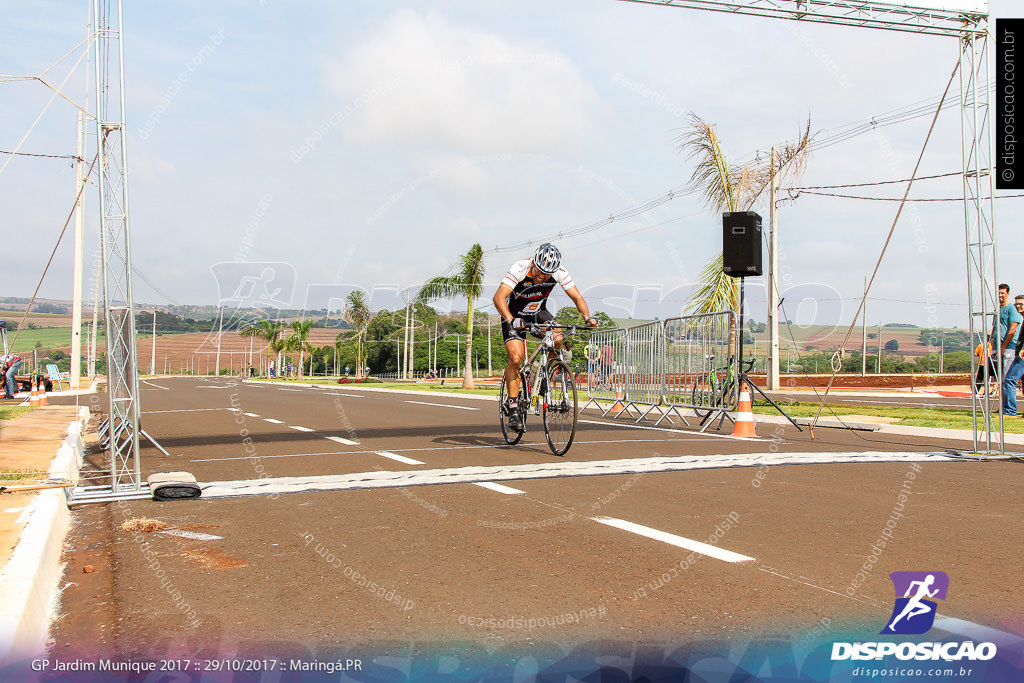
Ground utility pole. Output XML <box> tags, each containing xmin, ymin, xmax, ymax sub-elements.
<box><xmin>861</xmin><ymin>277</ymin><xmax>867</xmax><ymax>376</ymax></box>
<box><xmin>150</xmin><ymin>310</ymin><xmax>156</xmax><ymax>375</ymax></box>
<box><xmin>71</xmin><ymin>112</ymin><xmax>86</xmax><ymax>390</ymax></box>
<box><xmin>877</xmin><ymin>321</ymin><xmax>883</xmax><ymax>372</ymax></box>
<box><xmin>767</xmin><ymin>147</ymin><xmax>780</xmax><ymax>390</ymax></box>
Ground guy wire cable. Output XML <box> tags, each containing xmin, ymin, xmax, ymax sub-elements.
<box><xmin>807</xmin><ymin>56</ymin><xmax>960</xmax><ymax>439</ymax></box>
<box><xmin>8</xmin><ymin>153</ymin><xmax>99</xmax><ymax>352</ymax></box>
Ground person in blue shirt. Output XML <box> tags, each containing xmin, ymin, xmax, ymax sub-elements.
<box><xmin>1002</xmin><ymin>295</ymin><xmax>1024</xmax><ymax>416</ymax></box>
<box><xmin>993</xmin><ymin>284</ymin><xmax>1021</xmax><ymax>376</ymax></box>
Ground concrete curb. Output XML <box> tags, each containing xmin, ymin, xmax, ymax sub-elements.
<box><xmin>0</xmin><ymin>406</ymin><xmax>87</xmax><ymax>665</ymax></box>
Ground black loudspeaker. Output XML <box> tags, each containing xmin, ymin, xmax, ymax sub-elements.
<box><xmin>722</xmin><ymin>211</ymin><xmax>762</xmax><ymax>277</ymax></box>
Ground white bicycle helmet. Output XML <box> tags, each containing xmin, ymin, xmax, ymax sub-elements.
<box><xmin>533</xmin><ymin>242</ymin><xmax>561</xmax><ymax>275</ymax></box>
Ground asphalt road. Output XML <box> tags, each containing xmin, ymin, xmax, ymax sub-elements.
<box><xmin>36</xmin><ymin>378</ymin><xmax>1024</xmax><ymax>676</ymax></box>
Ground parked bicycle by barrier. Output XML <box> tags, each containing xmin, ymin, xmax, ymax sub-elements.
<box><xmin>691</xmin><ymin>355</ymin><xmax>756</xmax><ymax>419</ymax></box>
<box><xmin>499</xmin><ymin>321</ymin><xmax>588</xmax><ymax>456</ymax></box>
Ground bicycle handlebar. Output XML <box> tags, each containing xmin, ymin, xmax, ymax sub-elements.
<box><xmin>512</xmin><ymin>321</ymin><xmax>595</xmax><ymax>335</ymax></box>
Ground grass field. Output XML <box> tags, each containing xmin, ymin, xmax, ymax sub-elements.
<box><xmin>0</xmin><ymin>406</ymin><xmax>34</xmax><ymax>423</ymax></box>
<box><xmin>4</xmin><ymin>327</ymin><xmax>80</xmax><ymax>354</ymax></box>
<box><xmin>753</xmin><ymin>400</ymin><xmax>1024</xmax><ymax>434</ymax></box>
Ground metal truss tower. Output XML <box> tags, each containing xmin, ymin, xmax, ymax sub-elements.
<box><xmin>82</xmin><ymin>0</ymin><xmax>146</xmax><ymax>500</ymax></box>
<box><xmin>620</xmin><ymin>0</ymin><xmax>999</xmax><ymax>451</ymax></box>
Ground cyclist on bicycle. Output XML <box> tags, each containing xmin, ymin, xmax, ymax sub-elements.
<box><xmin>492</xmin><ymin>242</ymin><xmax>598</xmax><ymax>429</ymax></box>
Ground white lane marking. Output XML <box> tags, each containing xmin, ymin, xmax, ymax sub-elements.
<box><xmin>474</xmin><ymin>482</ymin><xmax>525</xmax><ymax>495</ymax></box>
<box><xmin>264</xmin><ymin>418</ymin><xmax>285</xmax><ymax>424</ymax></box>
<box><xmin>142</xmin><ymin>380</ymin><xmax>170</xmax><ymax>390</ymax></box>
<box><xmin>143</xmin><ymin>408</ymin><xmax>227</xmax><ymax>414</ymax></box>
<box><xmin>375</xmin><ymin>451</ymin><xmax>424</xmax><ymax>465</ymax></box>
<box><xmin>592</xmin><ymin>516</ymin><xmax>754</xmax><ymax>563</ymax></box>
<box><xmin>277</xmin><ymin>388</ymin><xmax>302</xmax><ymax>392</ymax></box>
<box><xmin>326</xmin><ymin>436</ymin><xmax>359</xmax><ymax>446</ymax></box>
<box><xmin>324</xmin><ymin>393</ymin><xmax>363</xmax><ymax>398</ymax></box>
<box><xmin>193</xmin><ymin>450</ymin><xmax>352</xmax><ymax>462</ymax></box>
<box><xmin>161</xmin><ymin>529</ymin><xmax>223</xmax><ymax>541</ymax></box>
<box><xmin>290</xmin><ymin>425</ymin><xmax>315</xmax><ymax>433</ymax></box>
<box><xmin>243</xmin><ymin>412</ymin><xmax>260</xmax><ymax>418</ymax></box>
<box><xmin>202</xmin><ymin>451</ymin><xmax>952</xmax><ymax>499</ymax></box>
<box><xmin>405</xmin><ymin>400</ymin><xmax>481</xmax><ymax>411</ymax></box>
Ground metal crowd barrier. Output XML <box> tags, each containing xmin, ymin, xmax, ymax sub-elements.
<box><xmin>663</xmin><ymin>311</ymin><xmax>738</xmax><ymax>430</ymax></box>
<box><xmin>581</xmin><ymin>328</ymin><xmax>630</xmax><ymax>415</ymax></box>
<box><xmin>582</xmin><ymin>311</ymin><xmax>739</xmax><ymax>429</ymax></box>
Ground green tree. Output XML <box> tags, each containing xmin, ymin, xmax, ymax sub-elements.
<box><xmin>417</xmin><ymin>244</ymin><xmax>486</xmax><ymax>389</ymax></box>
<box><xmin>676</xmin><ymin>113</ymin><xmax>811</xmax><ymax>316</ymax></box>
<box><xmin>239</xmin><ymin>319</ymin><xmax>287</xmax><ymax>376</ymax></box>
<box><xmin>285</xmin><ymin>319</ymin><xmax>315</xmax><ymax>379</ymax></box>
<box><xmin>341</xmin><ymin>291</ymin><xmax>371</xmax><ymax>379</ymax></box>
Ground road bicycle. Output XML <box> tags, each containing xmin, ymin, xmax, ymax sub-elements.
<box><xmin>691</xmin><ymin>355</ymin><xmax>757</xmax><ymax>419</ymax></box>
<box><xmin>499</xmin><ymin>321</ymin><xmax>588</xmax><ymax>456</ymax></box>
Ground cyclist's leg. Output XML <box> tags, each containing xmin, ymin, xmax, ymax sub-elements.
<box><xmin>535</xmin><ymin>309</ymin><xmax>560</xmax><ymax>362</ymax></box>
<box><xmin>504</xmin><ymin>339</ymin><xmax>526</xmax><ymax>397</ymax></box>
<box><xmin>501</xmin><ymin>318</ymin><xmax>528</xmax><ymax>397</ymax></box>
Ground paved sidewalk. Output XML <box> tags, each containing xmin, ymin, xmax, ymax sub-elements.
<box><xmin>0</xmin><ymin>406</ymin><xmax>84</xmax><ymax>569</ymax></box>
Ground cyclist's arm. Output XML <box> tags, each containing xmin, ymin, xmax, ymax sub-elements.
<box><xmin>565</xmin><ymin>286</ymin><xmax>597</xmax><ymax>327</ymax></box>
<box><xmin>493</xmin><ymin>283</ymin><xmax>515</xmax><ymax>324</ymax></box>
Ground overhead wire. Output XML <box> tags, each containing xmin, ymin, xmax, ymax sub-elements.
<box><xmin>8</xmin><ymin>153</ymin><xmax>99</xmax><ymax>352</ymax></box>
<box><xmin>807</xmin><ymin>56</ymin><xmax>961</xmax><ymax>436</ymax></box>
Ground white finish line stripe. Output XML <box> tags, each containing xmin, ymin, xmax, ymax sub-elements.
<box><xmin>327</xmin><ymin>436</ymin><xmax>359</xmax><ymax>446</ymax></box>
<box><xmin>405</xmin><ymin>400</ymin><xmax>480</xmax><ymax>411</ymax></box>
<box><xmin>290</xmin><ymin>425</ymin><xmax>314</xmax><ymax>433</ymax></box>
<box><xmin>474</xmin><ymin>482</ymin><xmax>524</xmax><ymax>495</ymax></box>
<box><xmin>376</xmin><ymin>451</ymin><xmax>424</xmax><ymax>465</ymax></box>
<box><xmin>592</xmin><ymin>516</ymin><xmax>754</xmax><ymax>563</ymax></box>
<box><xmin>201</xmin><ymin>451</ymin><xmax>954</xmax><ymax>499</ymax></box>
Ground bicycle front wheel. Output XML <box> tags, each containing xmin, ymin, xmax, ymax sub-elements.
<box><xmin>499</xmin><ymin>375</ymin><xmax>525</xmax><ymax>445</ymax></box>
<box><xmin>542</xmin><ymin>360</ymin><xmax>577</xmax><ymax>455</ymax></box>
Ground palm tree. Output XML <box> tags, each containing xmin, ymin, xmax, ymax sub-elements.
<box><xmin>676</xmin><ymin>113</ymin><xmax>812</xmax><ymax>315</ymax></box>
<box><xmin>285</xmin><ymin>319</ymin><xmax>315</xmax><ymax>379</ymax></box>
<box><xmin>238</xmin><ymin>319</ymin><xmax>287</xmax><ymax>377</ymax></box>
<box><xmin>341</xmin><ymin>291</ymin><xmax>371</xmax><ymax>379</ymax></box>
<box><xmin>418</xmin><ymin>243</ymin><xmax>486</xmax><ymax>389</ymax></box>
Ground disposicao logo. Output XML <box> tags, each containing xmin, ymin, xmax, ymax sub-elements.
<box><xmin>881</xmin><ymin>571</ymin><xmax>948</xmax><ymax>635</ymax></box>
<box><xmin>831</xmin><ymin>571</ymin><xmax>997</xmax><ymax>663</ymax></box>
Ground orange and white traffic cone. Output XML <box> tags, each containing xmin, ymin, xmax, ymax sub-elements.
<box><xmin>610</xmin><ymin>385</ymin><xmax>625</xmax><ymax>414</ymax></box>
<box><xmin>37</xmin><ymin>379</ymin><xmax>49</xmax><ymax>406</ymax></box>
<box><xmin>29</xmin><ymin>382</ymin><xmax>39</xmax><ymax>407</ymax></box>
<box><xmin>730</xmin><ymin>380</ymin><xmax>759</xmax><ymax>438</ymax></box>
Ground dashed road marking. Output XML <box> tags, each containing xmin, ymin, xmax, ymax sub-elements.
<box><xmin>592</xmin><ymin>516</ymin><xmax>754</xmax><ymax>563</ymax></box>
<box><xmin>326</xmin><ymin>436</ymin><xmax>359</xmax><ymax>446</ymax></box>
<box><xmin>290</xmin><ymin>425</ymin><xmax>315</xmax><ymax>433</ymax></box>
<box><xmin>264</xmin><ymin>418</ymin><xmax>285</xmax><ymax>424</ymax></box>
<box><xmin>474</xmin><ymin>482</ymin><xmax>525</xmax><ymax>495</ymax></box>
<box><xmin>405</xmin><ymin>400</ymin><xmax>481</xmax><ymax>411</ymax></box>
<box><xmin>376</xmin><ymin>451</ymin><xmax>424</xmax><ymax>465</ymax></box>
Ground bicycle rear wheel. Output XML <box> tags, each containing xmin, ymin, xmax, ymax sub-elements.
<box><xmin>691</xmin><ymin>373</ymin><xmax>715</xmax><ymax>419</ymax></box>
<box><xmin>499</xmin><ymin>375</ymin><xmax>525</xmax><ymax>445</ymax></box>
<box><xmin>542</xmin><ymin>360</ymin><xmax>577</xmax><ymax>455</ymax></box>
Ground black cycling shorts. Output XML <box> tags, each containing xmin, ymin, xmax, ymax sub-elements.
<box><xmin>501</xmin><ymin>308</ymin><xmax>554</xmax><ymax>344</ymax></box>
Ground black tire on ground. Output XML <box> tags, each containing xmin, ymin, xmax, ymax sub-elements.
<box><xmin>691</xmin><ymin>372</ymin><xmax>715</xmax><ymax>419</ymax></box>
<box><xmin>498</xmin><ymin>374</ymin><xmax>525</xmax><ymax>445</ymax></box>
<box><xmin>542</xmin><ymin>360</ymin><xmax>577</xmax><ymax>456</ymax></box>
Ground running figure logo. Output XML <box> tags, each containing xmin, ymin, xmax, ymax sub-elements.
<box><xmin>881</xmin><ymin>571</ymin><xmax>949</xmax><ymax>635</ymax></box>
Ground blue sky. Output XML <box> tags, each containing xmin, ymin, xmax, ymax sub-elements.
<box><xmin>0</xmin><ymin>0</ymin><xmax>1016</xmax><ymax>329</ymax></box>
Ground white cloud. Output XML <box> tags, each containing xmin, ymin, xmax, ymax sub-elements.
<box><xmin>324</xmin><ymin>11</ymin><xmax>601</xmax><ymax>155</ymax></box>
